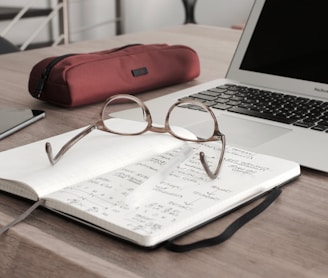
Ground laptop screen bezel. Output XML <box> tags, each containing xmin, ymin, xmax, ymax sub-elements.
<box><xmin>226</xmin><ymin>0</ymin><xmax>328</xmax><ymax>101</ymax></box>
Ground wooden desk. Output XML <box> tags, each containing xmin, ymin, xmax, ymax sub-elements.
<box><xmin>0</xmin><ymin>25</ymin><xmax>327</xmax><ymax>278</ymax></box>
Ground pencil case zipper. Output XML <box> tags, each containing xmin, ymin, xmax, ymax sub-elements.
<box><xmin>34</xmin><ymin>53</ymin><xmax>76</xmax><ymax>98</ymax></box>
<box><xmin>33</xmin><ymin>44</ymin><xmax>142</xmax><ymax>98</ymax></box>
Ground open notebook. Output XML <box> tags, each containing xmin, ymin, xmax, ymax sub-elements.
<box><xmin>0</xmin><ymin>119</ymin><xmax>300</xmax><ymax>247</ymax></box>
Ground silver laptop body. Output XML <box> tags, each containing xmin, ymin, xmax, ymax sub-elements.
<box><xmin>116</xmin><ymin>0</ymin><xmax>328</xmax><ymax>173</ymax></box>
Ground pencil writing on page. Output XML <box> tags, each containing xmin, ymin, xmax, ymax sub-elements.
<box><xmin>125</xmin><ymin>144</ymin><xmax>193</xmax><ymax>207</ymax></box>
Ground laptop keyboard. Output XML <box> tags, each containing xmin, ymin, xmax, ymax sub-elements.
<box><xmin>182</xmin><ymin>84</ymin><xmax>328</xmax><ymax>132</ymax></box>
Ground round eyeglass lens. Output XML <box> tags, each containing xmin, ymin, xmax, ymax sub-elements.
<box><xmin>167</xmin><ymin>101</ymin><xmax>216</xmax><ymax>141</ymax></box>
<box><xmin>102</xmin><ymin>96</ymin><xmax>149</xmax><ymax>135</ymax></box>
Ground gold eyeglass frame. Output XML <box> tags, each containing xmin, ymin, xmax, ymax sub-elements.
<box><xmin>45</xmin><ymin>94</ymin><xmax>226</xmax><ymax>179</ymax></box>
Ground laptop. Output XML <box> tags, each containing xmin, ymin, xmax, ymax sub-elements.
<box><xmin>116</xmin><ymin>0</ymin><xmax>328</xmax><ymax>173</ymax></box>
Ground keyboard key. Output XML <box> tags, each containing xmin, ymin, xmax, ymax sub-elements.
<box><xmin>200</xmin><ymin>90</ymin><xmax>223</xmax><ymax>97</ymax></box>
<box><xmin>208</xmin><ymin>87</ymin><xmax>227</xmax><ymax>94</ymax></box>
<box><xmin>311</xmin><ymin>125</ymin><xmax>328</xmax><ymax>131</ymax></box>
<box><xmin>293</xmin><ymin>121</ymin><xmax>316</xmax><ymax>128</ymax></box>
<box><xmin>190</xmin><ymin>93</ymin><xmax>217</xmax><ymax>101</ymax></box>
<box><xmin>216</xmin><ymin>98</ymin><xmax>230</xmax><ymax>104</ymax></box>
<box><xmin>212</xmin><ymin>103</ymin><xmax>232</xmax><ymax>110</ymax></box>
<box><xmin>227</xmin><ymin>100</ymin><xmax>241</xmax><ymax>106</ymax></box>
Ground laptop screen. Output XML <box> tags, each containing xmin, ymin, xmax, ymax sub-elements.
<box><xmin>240</xmin><ymin>0</ymin><xmax>328</xmax><ymax>84</ymax></box>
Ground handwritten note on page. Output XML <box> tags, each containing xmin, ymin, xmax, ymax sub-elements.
<box><xmin>44</xmin><ymin>142</ymin><xmax>299</xmax><ymax>246</ymax></box>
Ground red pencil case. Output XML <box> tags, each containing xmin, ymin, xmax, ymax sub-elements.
<box><xmin>28</xmin><ymin>44</ymin><xmax>200</xmax><ymax>107</ymax></box>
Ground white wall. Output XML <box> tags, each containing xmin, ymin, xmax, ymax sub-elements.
<box><xmin>0</xmin><ymin>0</ymin><xmax>254</xmax><ymax>45</ymax></box>
<box><xmin>196</xmin><ymin>0</ymin><xmax>254</xmax><ymax>27</ymax></box>
<box><xmin>123</xmin><ymin>0</ymin><xmax>254</xmax><ymax>34</ymax></box>
<box><xmin>122</xmin><ymin>0</ymin><xmax>184</xmax><ymax>34</ymax></box>
<box><xmin>68</xmin><ymin>0</ymin><xmax>116</xmax><ymax>42</ymax></box>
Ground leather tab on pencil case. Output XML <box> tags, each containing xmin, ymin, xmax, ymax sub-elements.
<box><xmin>28</xmin><ymin>44</ymin><xmax>200</xmax><ymax>108</ymax></box>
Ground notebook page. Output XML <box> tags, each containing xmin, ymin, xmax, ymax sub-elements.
<box><xmin>0</xmin><ymin>119</ymin><xmax>187</xmax><ymax>199</ymax></box>
<box><xmin>44</xmin><ymin>143</ymin><xmax>300</xmax><ymax>246</ymax></box>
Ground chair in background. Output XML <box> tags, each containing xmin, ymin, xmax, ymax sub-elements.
<box><xmin>0</xmin><ymin>36</ymin><xmax>19</xmax><ymax>54</ymax></box>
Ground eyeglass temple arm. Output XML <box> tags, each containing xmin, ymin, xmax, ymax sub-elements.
<box><xmin>45</xmin><ymin>125</ymin><xmax>96</xmax><ymax>165</ymax></box>
<box><xmin>200</xmin><ymin>134</ymin><xmax>226</xmax><ymax>179</ymax></box>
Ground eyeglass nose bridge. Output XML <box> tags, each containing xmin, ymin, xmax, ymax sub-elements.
<box><xmin>148</xmin><ymin>125</ymin><xmax>170</xmax><ymax>134</ymax></box>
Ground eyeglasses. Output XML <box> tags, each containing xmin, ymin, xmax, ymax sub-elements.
<box><xmin>45</xmin><ymin>94</ymin><xmax>226</xmax><ymax>179</ymax></box>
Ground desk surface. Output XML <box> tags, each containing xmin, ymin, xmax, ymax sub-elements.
<box><xmin>0</xmin><ymin>25</ymin><xmax>327</xmax><ymax>278</ymax></box>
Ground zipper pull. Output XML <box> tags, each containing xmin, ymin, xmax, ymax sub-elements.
<box><xmin>34</xmin><ymin>68</ymin><xmax>49</xmax><ymax>98</ymax></box>
<box><xmin>33</xmin><ymin>53</ymin><xmax>76</xmax><ymax>98</ymax></box>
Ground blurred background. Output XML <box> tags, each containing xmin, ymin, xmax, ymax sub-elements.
<box><xmin>0</xmin><ymin>0</ymin><xmax>253</xmax><ymax>51</ymax></box>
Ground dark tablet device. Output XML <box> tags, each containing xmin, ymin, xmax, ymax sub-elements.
<box><xmin>0</xmin><ymin>108</ymin><xmax>45</xmax><ymax>140</ymax></box>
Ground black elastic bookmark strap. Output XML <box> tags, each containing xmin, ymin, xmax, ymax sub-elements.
<box><xmin>165</xmin><ymin>187</ymin><xmax>282</xmax><ymax>253</ymax></box>
<box><xmin>0</xmin><ymin>199</ymin><xmax>44</xmax><ymax>235</ymax></box>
